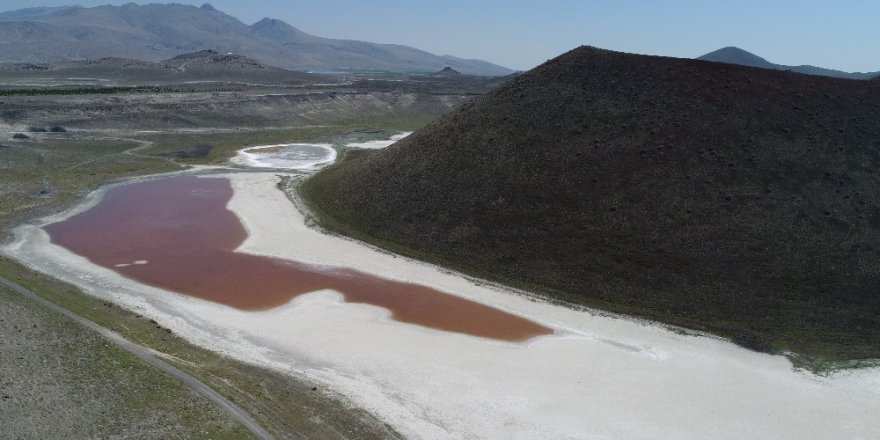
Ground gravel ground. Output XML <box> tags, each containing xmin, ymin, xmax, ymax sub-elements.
<box><xmin>0</xmin><ymin>284</ymin><xmax>252</xmax><ymax>440</ymax></box>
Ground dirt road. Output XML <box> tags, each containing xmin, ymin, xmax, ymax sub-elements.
<box><xmin>0</xmin><ymin>275</ymin><xmax>276</xmax><ymax>440</ymax></box>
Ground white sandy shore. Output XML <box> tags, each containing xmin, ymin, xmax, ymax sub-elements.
<box><xmin>4</xmin><ymin>171</ymin><xmax>880</xmax><ymax>440</ymax></box>
<box><xmin>345</xmin><ymin>131</ymin><xmax>412</xmax><ymax>149</ymax></box>
<box><xmin>230</xmin><ymin>143</ymin><xmax>336</xmax><ymax>170</ymax></box>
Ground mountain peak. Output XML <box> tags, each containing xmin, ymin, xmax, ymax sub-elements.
<box><xmin>0</xmin><ymin>3</ymin><xmax>513</xmax><ymax>75</ymax></box>
<box><xmin>251</xmin><ymin>17</ymin><xmax>294</xmax><ymax>29</ymax></box>
<box><xmin>697</xmin><ymin>46</ymin><xmax>878</xmax><ymax>79</ymax></box>
<box><xmin>254</xmin><ymin>17</ymin><xmax>280</xmax><ymax>25</ymax></box>
<box><xmin>248</xmin><ymin>17</ymin><xmax>313</xmax><ymax>44</ymax></box>
<box><xmin>697</xmin><ymin>47</ymin><xmax>774</xmax><ymax>69</ymax></box>
<box><xmin>0</xmin><ymin>5</ymin><xmax>80</xmax><ymax>19</ymax></box>
<box><xmin>431</xmin><ymin>66</ymin><xmax>461</xmax><ymax>77</ymax></box>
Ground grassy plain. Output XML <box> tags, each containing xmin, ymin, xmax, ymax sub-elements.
<box><xmin>0</xmin><ymin>281</ymin><xmax>254</xmax><ymax>439</ymax></box>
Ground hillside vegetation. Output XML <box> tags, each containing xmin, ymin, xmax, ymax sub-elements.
<box><xmin>305</xmin><ymin>46</ymin><xmax>880</xmax><ymax>362</ymax></box>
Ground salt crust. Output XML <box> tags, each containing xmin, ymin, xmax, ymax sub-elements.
<box><xmin>345</xmin><ymin>132</ymin><xmax>413</xmax><ymax>149</ymax></box>
<box><xmin>4</xmin><ymin>170</ymin><xmax>879</xmax><ymax>440</ymax></box>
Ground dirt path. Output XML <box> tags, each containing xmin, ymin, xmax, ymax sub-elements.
<box><xmin>0</xmin><ymin>275</ymin><xmax>276</xmax><ymax>440</ymax></box>
<box><xmin>119</xmin><ymin>137</ymin><xmax>186</xmax><ymax>168</ymax></box>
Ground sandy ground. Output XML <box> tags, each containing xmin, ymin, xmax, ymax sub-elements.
<box><xmin>4</xmin><ymin>171</ymin><xmax>880</xmax><ymax>440</ymax></box>
<box><xmin>345</xmin><ymin>132</ymin><xmax>412</xmax><ymax>149</ymax></box>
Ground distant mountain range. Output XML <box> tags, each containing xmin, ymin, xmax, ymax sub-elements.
<box><xmin>0</xmin><ymin>50</ymin><xmax>326</xmax><ymax>85</ymax></box>
<box><xmin>0</xmin><ymin>3</ymin><xmax>513</xmax><ymax>76</ymax></box>
<box><xmin>698</xmin><ymin>47</ymin><xmax>878</xmax><ymax>80</ymax></box>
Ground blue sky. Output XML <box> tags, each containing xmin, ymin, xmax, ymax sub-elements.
<box><xmin>1</xmin><ymin>0</ymin><xmax>878</xmax><ymax>72</ymax></box>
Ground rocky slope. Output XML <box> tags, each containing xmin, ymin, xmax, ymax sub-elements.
<box><xmin>305</xmin><ymin>46</ymin><xmax>880</xmax><ymax>359</ymax></box>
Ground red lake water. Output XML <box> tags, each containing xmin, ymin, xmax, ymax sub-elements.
<box><xmin>44</xmin><ymin>176</ymin><xmax>553</xmax><ymax>342</ymax></box>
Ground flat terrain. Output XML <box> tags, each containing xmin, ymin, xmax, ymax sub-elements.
<box><xmin>8</xmin><ymin>171</ymin><xmax>878</xmax><ymax>440</ymax></box>
<box><xmin>0</xmin><ymin>72</ymin><xmax>492</xmax><ymax>438</ymax></box>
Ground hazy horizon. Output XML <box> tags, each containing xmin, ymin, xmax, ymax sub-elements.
<box><xmin>1</xmin><ymin>0</ymin><xmax>878</xmax><ymax>73</ymax></box>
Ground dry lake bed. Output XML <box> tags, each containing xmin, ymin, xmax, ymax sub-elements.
<box><xmin>3</xmin><ymin>146</ymin><xmax>879</xmax><ymax>440</ymax></box>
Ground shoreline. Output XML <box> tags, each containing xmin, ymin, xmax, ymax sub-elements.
<box><xmin>343</xmin><ymin>131</ymin><xmax>413</xmax><ymax>149</ymax></box>
<box><xmin>4</xmin><ymin>169</ymin><xmax>880</xmax><ymax>440</ymax></box>
<box><xmin>229</xmin><ymin>143</ymin><xmax>337</xmax><ymax>170</ymax></box>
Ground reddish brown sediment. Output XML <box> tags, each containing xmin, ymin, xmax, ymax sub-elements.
<box><xmin>44</xmin><ymin>176</ymin><xmax>553</xmax><ymax>342</ymax></box>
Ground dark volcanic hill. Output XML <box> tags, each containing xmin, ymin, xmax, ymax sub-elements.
<box><xmin>305</xmin><ymin>46</ymin><xmax>880</xmax><ymax>360</ymax></box>
<box><xmin>698</xmin><ymin>47</ymin><xmax>776</xmax><ymax>69</ymax></box>
<box><xmin>0</xmin><ymin>3</ymin><xmax>512</xmax><ymax>75</ymax></box>
<box><xmin>698</xmin><ymin>47</ymin><xmax>879</xmax><ymax>80</ymax></box>
<box><xmin>431</xmin><ymin>67</ymin><xmax>462</xmax><ymax>77</ymax></box>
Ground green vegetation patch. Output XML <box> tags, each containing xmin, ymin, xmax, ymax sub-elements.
<box><xmin>0</xmin><ymin>282</ymin><xmax>253</xmax><ymax>439</ymax></box>
<box><xmin>137</xmin><ymin>127</ymin><xmax>341</xmax><ymax>164</ymax></box>
<box><xmin>0</xmin><ymin>137</ymin><xmax>177</xmax><ymax>229</ymax></box>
